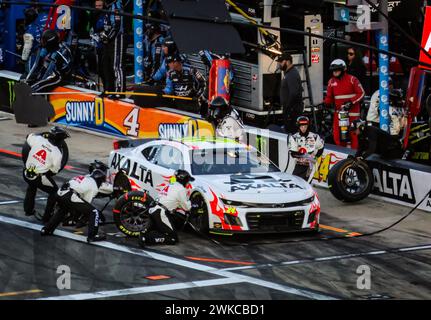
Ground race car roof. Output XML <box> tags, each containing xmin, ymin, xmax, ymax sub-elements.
<box><xmin>173</xmin><ymin>137</ymin><xmax>248</xmax><ymax>150</ymax></box>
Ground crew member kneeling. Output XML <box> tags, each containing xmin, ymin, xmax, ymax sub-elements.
<box><xmin>288</xmin><ymin>116</ymin><xmax>324</xmax><ymax>181</ymax></box>
<box><xmin>139</xmin><ymin>170</ymin><xmax>196</xmax><ymax>246</ymax></box>
<box><xmin>41</xmin><ymin>167</ymin><xmax>113</xmax><ymax>243</ymax></box>
<box><xmin>351</xmin><ymin>120</ymin><xmax>403</xmax><ymax>160</ymax></box>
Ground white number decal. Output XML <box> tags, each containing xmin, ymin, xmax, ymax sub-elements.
<box><xmin>123</xmin><ymin>108</ymin><xmax>140</xmax><ymax>137</ymax></box>
<box><xmin>56</xmin><ymin>5</ymin><xmax>71</xmax><ymax>30</ymax></box>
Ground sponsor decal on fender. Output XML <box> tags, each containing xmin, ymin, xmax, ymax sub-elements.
<box><xmin>111</xmin><ymin>153</ymin><xmax>153</xmax><ymax>187</ymax></box>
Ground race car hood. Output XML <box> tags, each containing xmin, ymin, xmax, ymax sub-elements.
<box><xmin>196</xmin><ymin>173</ymin><xmax>314</xmax><ymax>204</ymax></box>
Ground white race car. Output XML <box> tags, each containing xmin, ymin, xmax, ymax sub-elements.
<box><xmin>108</xmin><ymin>138</ymin><xmax>320</xmax><ymax>236</ymax></box>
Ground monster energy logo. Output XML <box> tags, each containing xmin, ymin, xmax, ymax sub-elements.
<box><xmin>8</xmin><ymin>81</ymin><xmax>15</xmax><ymax>107</ymax></box>
<box><xmin>256</xmin><ymin>135</ymin><xmax>267</xmax><ymax>154</ymax></box>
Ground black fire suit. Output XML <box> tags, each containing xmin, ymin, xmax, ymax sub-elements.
<box><xmin>26</xmin><ymin>42</ymin><xmax>72</xmax><ymax>92</ymax></box>
<box><xmin>43</xmin><ymin>175</ymin><xmax>113</xmax><ymax>238</ymax></box>
<box><xmin>163</xmin><ymin>65</ymin><xmax>206</xmax><ymax>98</ymax></box>
<box><xmin>23</xmin><ymin>133</ymin><xmax>63</xmax><ymax>221</ymax></box>
<box><xmin>355</xmin><ymin>125</ymin><xmax>403</xmax><ymax>160</ymax></box>
<box><xmin>98</xmin><ymin>0</ymin><xmax>124</xmax><ymax>93</ymax></box>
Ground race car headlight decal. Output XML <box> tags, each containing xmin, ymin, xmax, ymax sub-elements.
<box><xmin>224</xmin><ymin>214</ymin><xmax>243</xmax><ymax>226</ymax></box>
<box><xmin>301</xmin><ymin>195</ymin><xmax>315</xmax><ymax>205</ymax></box>
<box><xmin>307</xmin><ymin>211</ymin><xmax>317</xmax><ymax>224</ymax></box>
<box><xmin>221</xmin><ymin>195</ymin><xmax>315</xmax><ymax>208</ymax></box>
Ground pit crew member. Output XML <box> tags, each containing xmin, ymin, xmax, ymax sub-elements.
<box><xmin>324</xmin><ymin>59</ymin><xmax>365</xmax><ymax>149</ymax></box>
<box><xmin>22</xmin><ymin>7</ymin><xmax>43</xmax><ymax>74</ymax></box>
<box><xmin>23</xmin><ymin>127</ymin><xmax>70</xmax><ymax>222</ymax></box>
<box><xmin>351</xmin><ymin>120</ymin><xmax>403</xmax><ymax>160</ymax></box>
<box><xmin>163</xmin><ymin>54</ymin><xmax>206</xmax><ymax>98</ymax></box>
<box><xmin>208</xmin><ymin>96</ymin><xmax>246</xmax><ymax>144</ymax></box>
<box><xmin>41</xmin><ymin>166</ymin><xmax>113</xmax><ymax>243</ymax></box>
<box><xmin>288</xmin><ymin>116</ymin><xmax>324</xmax><ymax>181</ymax></box>
<box><xmin>25</xmin><ymin>29</ymin><xmax>72</xmax><ymax>93</ymax></box>
<box><xmin>143</xmin><ymin>23</ymin><xmax>164</xmax><ymax>81</ymax></box>
<box><xmin>138</xmin><ymin>170</ymin><xmax>196</xmax><ymax>246</ymax></box>
<box><xmin>97</xmin><ymin>0</ymin><xmax>124</xmax><ymax>93</ymax></box>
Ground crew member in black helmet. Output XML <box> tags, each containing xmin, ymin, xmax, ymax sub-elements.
<box><xmin>23</xmin><ymin>126</ymin><xmax>70</xmax><ymax>221</ymax></box>
<box><xmin>138</xmin><ymin>170</ymin><xmax>197</xmax><ymax>246</ymax></box>
<box><xmin>25</xmin><ymin>29</ymin><xmax>72</xmax><ymax>93</ymax></box>
<box><xmin>351</xmin><ymin>119</ymin><xmax>404</xmax><ymax>160</ymax></box>
<box><xmin>208</xmin><ymin>96</ymin><xmax>246</xmax><ymax>143</ymax></box>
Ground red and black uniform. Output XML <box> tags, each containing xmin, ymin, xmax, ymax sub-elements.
<box><xmin>325</xmin><ymin>74</ymin><xmax>365</xmax><ymax>148</ymax></box>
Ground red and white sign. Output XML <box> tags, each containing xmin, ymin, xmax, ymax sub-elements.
<box><xmin>419</xmin><ymin>6</ymin><xmax>431</xmax><ymax>70</ymax></box>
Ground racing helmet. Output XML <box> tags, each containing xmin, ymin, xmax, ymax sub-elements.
<box><xmin>89</xmin><ymin>160</ymin><xmax>109</xmax><ymax>174</ymax></box>
<box><xmin>90</xmin><ymin>169</ymin><xmax>107</xmax><ymax>188</ymax></box>
<box><xmin>329</xmin><ymin>59</ymin><xmax>347</xmax><ymax>72</ymax></box>
<box><xmin>209</xmin><ymin>96</ymin><xmax>230</xmax><ymax>121</ymax></box>
<box><xmin>48</xmin><ymin>126</ymin><xmax>70</xmax><ymax>146</ymax></box>
<box><xmin>174</xmin><ymin>169</ymin><xmax>195</xmax><ymax>187</ymax></box>
<box><xmin>296</xmin><ymin>116</ymin><xmax>310</xmax><ymax>127</ymax></box>
<box><xmin>24</xmin><ymin>8</ymin><xmax>38</xmax><ymax>26</ymax></box>
<box><xmin>389</xmin><ymin>88</ymin><xmax>405</xmax><ymax>108</ymax></box>
<box><xmin>163</xmin><ymin>37</ymin><xmax>177</xmax><ymax>55</ymax></box>
<box><xmin>41</xmin><ymin>29</ymin><xmax>60</xmax><ymax>52</ymax></box>
<box><xmin>296</xmin><ymin>116</ymin><xmax>310</xmax><ymax>136</ymax></box>
<box><xmin>145</xmin><ymin>23</ymin><xmax>161</xmax><ymax>37</ymax></box>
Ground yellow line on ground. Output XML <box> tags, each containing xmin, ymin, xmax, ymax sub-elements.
<box><xmin>320</xmin><ymin>224</ymin><xmax>349</xmax><ymax>233</ymax></box>
<box><xmin>320</xmin><ymin>224</ymin><xmax>363</xmax><ymax>237</ymax></box>
<box><xmin>0</xmin><ymin>289</ymin><xmax>43</xmax><ymax>297</ymax></box>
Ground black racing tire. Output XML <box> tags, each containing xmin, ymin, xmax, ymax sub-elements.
<box><xmin>22</xmin><ymin>133</ymin><xmax>69</xmax><ymax>172</ymax></box>
<box><xmin>113</xmin><ymin>191</ymin><xmax>154</xmax><ymax>238</ymax></box>
<box><xmin>189</xmin><ymin>192</ymin><xmax>209</xmax><ymax>234</ymax></box>
<box><xmin>328</xmin><ymin>158</ymin><xmax>373</xmax><ymax>202</ymax></box>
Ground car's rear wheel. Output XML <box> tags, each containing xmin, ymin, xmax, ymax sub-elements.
<box><xmin>189</xmin><ymin>193</ymin><xmax>209</xmax><ymax>234</ymax></box>
<box><xmin>328</xmin><ymin>158</ymin><xmax>373</xmax><ymax>202</ymax></box>
<box><xmin>113</xmin><ymin>191</ymin><xmax>154</xmax><ymax>237</ymax></box>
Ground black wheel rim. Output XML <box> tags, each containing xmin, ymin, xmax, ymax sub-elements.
<box><xmin>120</xmin><ymin>200</ymin><xmax>150</xmax><ymax>232</ymax></box>
<box><xmin>190</xmin><ymin>195</ymin><xmax>207</xmax><ymax>231</ymax></box>
<box><xmin>340</xmin><ymin>164</ymin><xmax>370</xmax><ymax>195</ymax></box>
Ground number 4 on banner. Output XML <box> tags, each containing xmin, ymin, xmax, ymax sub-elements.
<box><xmin>123</xmin><ymin>108</ymin><xmax>140</xmax><ymax>137</ymax></box>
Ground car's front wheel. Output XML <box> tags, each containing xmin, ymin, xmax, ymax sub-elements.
<box><xmin>189</xmin><ymin>193</ymin><xmax>209</xmax><ymax>234</ymax></box>
<box><xmin>113</xmin><ymin>191</ymin><xmax>154</xmax><ymax>237</ymax></box>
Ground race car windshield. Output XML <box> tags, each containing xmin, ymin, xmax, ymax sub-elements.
<box><xmin>191</xmin><ymin>148</ymin><xmax>279</xmax><ymax>175</ymax></box>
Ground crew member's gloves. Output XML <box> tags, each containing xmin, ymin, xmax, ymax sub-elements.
<box><xmin>343</xmin><ymin>101</ymin><xmax>353</xmax><ymax>110</ymax></box>
<box><xmin>99</xmin><ymin>32</ymin><xmax>108</xmax><ymax>44</ymax></box>
<box><xmin>191</xmin><ymin>203</ymin><xmax>200</xmax><ymax>209</ymax></box>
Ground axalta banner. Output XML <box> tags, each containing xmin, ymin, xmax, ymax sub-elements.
<box><xmin>48</xmin><ymin>86</ymin><xmax>214</xmax><ymax>139</ymax></box>
<box><xmin>248</xmin><ymin>128</ymin><xmax>431</xmax><ymax>213</ymax></box>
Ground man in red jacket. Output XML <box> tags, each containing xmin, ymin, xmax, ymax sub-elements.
<box><xmin>325</xmin><ymin>59</ymin><xmax>365</xmax><ymax>149</ymax></box>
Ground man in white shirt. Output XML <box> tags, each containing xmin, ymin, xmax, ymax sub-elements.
<box><xmin>23</xmin><ymin>126</ymin><xmax>69</xmax><ymax>222</ymax></box>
